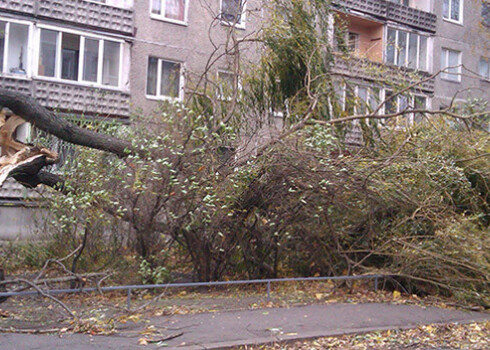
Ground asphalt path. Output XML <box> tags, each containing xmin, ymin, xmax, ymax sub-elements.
<box><xmin>1</xmin><ymin>303</ymin><xmax>488</xmax><ymax>349</ymax></box>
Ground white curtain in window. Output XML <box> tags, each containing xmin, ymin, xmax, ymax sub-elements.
<box><xmin>165</xmin><ymin>0</ymin><xmax>185</xmax><ymax>21</ymax></box>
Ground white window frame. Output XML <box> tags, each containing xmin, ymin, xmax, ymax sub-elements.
<box><xmin>145</xmin><ymin>57</ymin><xmax>184</xmax><ymax>101</ymax></box>
<box><xmin>149</xmin><ymin>0</ymin><xmax>189</xmax><ymax>26</ymax></box>
<box><xmin>440</xmin><ymin>48</ymin><xmax>462</xmax><ymax>82</ymax></box>
<box><xmin>384</xmin><ymin>27</ymin><xmax>429</xmax><ymax>72</ymax></box>
<box><xmin>478</xmin><ymin>57</ymin><xmax>489</xmax><ymax>81</ymax></box>
<box><xmin>0</xmin><ymin>17</ymin><xmax>34</xmax><ymax>79</ymax></box>
<box><xmin>382</xmin><ymin>89</ymin><xmax>431</xmax><ymax>126</ymax></box>
<box><xmin>217</xmin><ymin>69</ymin><xmax>241</xmax><ymax>101</ymax></box>
<box><xmin>220</xmin><ymin>0</ymin><xmax>247</xmax><ymax>29</ymax></box>
<box><xmin>443</xmin><ymin>0</ymin><xmax>464</xmax><ymax>24</ymax></box>
<box><xmin>34</xmin><ymin>24</ymin><xmax>124</xmax><ymax>90</ymax></box>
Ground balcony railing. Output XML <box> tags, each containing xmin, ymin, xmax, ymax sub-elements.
<box><xmin>0</xmin><ymin>76</ymin><xmax>131</xmax><ymax>117</ymax></box>
<box><xmin>334</xmin><ymin>0</ymin><xmax>437</xmax><ymax>33</ymax></box>
<box><xmin>0</xmin><ymin>0</ymin><xmax>133</xmax><ymax>35</ymax></box>
<box><xmin>332</xmin><ymin>54</ymin><xmax>435</xmax><ymax>92</ymax></box>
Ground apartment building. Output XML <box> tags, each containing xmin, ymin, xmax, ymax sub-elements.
<box><xmin>0</xmin><ymin>0</ymin><xmax>489</xmax><ymax>238</ymax></box>
<box><xmin>330</xmin><ymin>0</ymin><xmax>489</xmax><ymax>121</ymax></box>
<box><xmin>0</xmin><ymin>0</ymin><xmax>263</xmax><ymax>238</ymax></box>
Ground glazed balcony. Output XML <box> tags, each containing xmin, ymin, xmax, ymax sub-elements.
<box><xmin>0</xmin><ymin>76</ymin><xmax>131</xmax><ymax>117</ymax></box>
<box><xmin>333</xmin><ymin>0</ymin><xmax>437</xmax><ymax>33</ymax></box>
<box><xmin>0</xmin><ymin>0</ymin><xmax>134</xmax><ymax>35</ymax></box>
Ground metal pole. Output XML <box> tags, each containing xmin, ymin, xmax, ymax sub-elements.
<box><xmin>267</xmin><ymin>280</ymin><xmax>271</xmax><ymax>300</ymax></box>
<box><xmin>127</xmin><ymin>288</ymin><xmax>131</xmax><ymax>309</ymax></box>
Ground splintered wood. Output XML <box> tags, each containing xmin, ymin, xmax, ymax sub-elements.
<box><xmin>0</xmin><ymin>107</ymin><xmax>58</xmax><ymax>187</ymax></box>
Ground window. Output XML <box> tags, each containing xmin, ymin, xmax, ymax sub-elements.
<box><xmin>413</xmin><ymin>95</ymin><xmax>427</xmax><ymax>123</ymax></box>
<box><xmin>385</xmin><ymin>28</ymin><xmax>428</xmax><ymax>71</ymax></box>
<box><xmin>146</xmin><ymin>57</ymin><xmax>182</xmax><ymax>99</ymax></box>
<box><xmin>348</xmin><ymin>32</ymin><xmax>360</xmax><ymax>53</ymax></box>
<box><xmin>0</xmin><ymin>20</ymin><xmax>30</xmax><ymax>76</ymax></box>
<box><xmin>383</xmin><ymin>90</ymin><xmax>428</xmax><ymax>126</ymax></box>
<box><xmin>217</xmin><ymin>70</ymin><xmax>239</xmax><ymax>100</ymax></box>
<box><xmin>221</xmin><ymin>0</ymin><xmax>245</xmax><ymax>27</ymax></box>
<box><xmin>440</xmin><ymin>48</ymin><xmax>461</xmax><ymax>81</ymax></box>
<box><xmin>483</xmin><ymin>1</ymin><xmax>490</xmax><ymax>27</ymax></box>
<box><xmin>151</xmin><ymin>0</ymin><xmax>187</xmax><ymax>23</ymax></box>
<box><xmin>479</xmin><ymin>57</ymin><xmax>489</xmax><ymax>80</ymax></box>
<box><xmin>37</xmin><ymin>28</ymin><xmax>122</xmax><ymax>87</ymax></box>
<box><xmin>443</xmin><ymin>0</ymin><xmax>462</xmax><ymax>23</ymax></box>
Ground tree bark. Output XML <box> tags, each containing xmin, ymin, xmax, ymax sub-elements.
<box><xmin>0</xmin><ymin>89</ymin><xmax>132</xmax><ymax>158</ymax></box>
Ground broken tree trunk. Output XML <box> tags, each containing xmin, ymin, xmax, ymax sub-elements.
<box><xmin>0</xmin><ymin>89</ymin><xmax>134</xmax><ymax>190</ymax></box>
<box><xmin>0</xmin><ymin>89</ymin><xmax>132</xmax><ymax>158</ymax></box>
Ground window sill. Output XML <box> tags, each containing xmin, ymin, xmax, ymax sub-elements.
<box><xmin>150</xmin><ymin>14</ymin><xmax>188</xmax><ymax>27</ymax></box>
<box><xmin>220</xmin><ymin>20</ymin><xmax>246</xmax><ymax>30</ymax></box>
<box><xmin>440</xmin><ymin>77</ymin><xmax>461</xmax><ymax>83</ymax></box>
<box><xmin>442</xmin><ymin>18</ymin><xmax>464</xmax><ymax>26</ymax></box>
<box><xmin>0</xmin><ymin>73</ymin><xmax>31</xmax><ymax>80</ymax></box>
<box><xmin>145</xmin><ymin>94</ymin><xmax>182</xmax><ymax>102</ymax></box>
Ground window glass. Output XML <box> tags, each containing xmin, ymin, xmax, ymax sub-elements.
<box><xmin>160</xmin><ymin>60</ymin><xmax>180</xmax><ymax>97</ymax></box>
<box><xmin>0</xmin><ymin>22</ymin><xmax>6</xmax><ymax>72</ymax></box>
<box><xmin>443</xmin><ymin>0</ymin><xmax>450</xmax><ymax>18</ymax></box>
<box><xmin>357</xmin><ymin>86</ymin><xmax>368</xmax><ymax>114</ymax></box>
<box><xmin>222</xmin><ymin>0</ymin><xmax>243</xmax><ymax>24</ymax></box>
<box><xmin>165</xmin><ymin>0</ymin><xmax>185</xmax><ymax>21</ymax></box>
<box><xmin>151</xmin><ymin>0</ymin><xmax>162</xmax><ymax>14</ymax></box>
<box><xmin>479</xmin><ymin>58</ymin><xmax>489</xmax><ymax>79</ymax></box>
<box><xmin>368</xmin><ymin>87</ymin><xmax>380</xmax><ymax>114</ymax></box>
<box><xmin>414</xmin><ymin>96</ymin><xmax>427</xmax><ymax>123</ymax></box>
<box><xmin>441</xmin><ymin>48</ymin><xmax>461</xmax><ymax>81</ymax></box>
<box><xmin>344</xmin><ymin>86</ymin><xmax>355</xmax><ymax>115</ymax></box>
<box><xmin>419</xmin><ymin>36</ymin><xmax>427</xmax><ymax>71</ymax></box>
<box><xmin>348</xmin><ymin>32</ymin><xmax>359</xmax><ymax>53</ymax></box>
<box><xmin>147</xmin><ymin>57</ymin><xmax>158</xmax><ymax>96</ymax></box>
<box><xmin>7</xmin><ymin>23</ymin><xmax>29</xmax><ymax>75</ymax></box>
<box><xmin>39</xmin><ymin>29</ymin><xmax>58</xmax><ymax>78</ymax></box>
<box><xmin>102</xmin><ymin>41</ymin><xmax>120</xmax><ymax>86</ymax></box>
<box><xmin>397</xmin><ymin>31</ymin><xmax>407</xmax><ymax>66</ymax></box>
<box><xmin>384</xmin><ymin>90</ymin><xmax>397</xmax><ymax>115</ymax></box>
<box><xmin>451</xmin><ymin>0</ymin><xmax>460</xmax><ymax>21</ymax></box>
<box><xmin>83</xmin><ymin>38</ymin><xmax>99</xmax><ymax>82</ymax></box>
<box><xmin>386</xmin><ymin>28</ymin><xmax>396</xmax><ymax>64</ymax></box>
<box><xmin>218</xmin><ymin>71</ymin><xmax>236</xmax><ymax>99</ymax></box>
<box><xmin>408</xmin><ymin>33</ymin><xmax>418</xmax><ymax>69</ymax></box>
<box><xmin>61</xmin><ymin>33</ymin><xmax>80</xmax><ymax>81</ymax></box>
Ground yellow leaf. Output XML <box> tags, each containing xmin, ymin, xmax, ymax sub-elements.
<box><xmin>393</xmin><ymin>290</ymin><xmax>401</xmax><ymax>299</ymax></box>
<box><xmin>138</xmin><ymin>338</ymin><xmax>148</xmax><ymax>345</ymax></box>
<box><xmin>315</xmin><ymin>293</ymin><xmax>324</xmax><ymax>300</ymax></box>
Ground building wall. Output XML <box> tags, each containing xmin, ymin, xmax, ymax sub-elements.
<box><xmin>432</xmin><ymin>0</ymin><xmax>490</xmax><ymax>109</ymax></box>
<box><xmin>130</xmin><ymin>0</ymin><xmax>264</xmax><ymax>116</ymax></box>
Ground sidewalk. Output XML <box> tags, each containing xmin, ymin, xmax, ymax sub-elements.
<box><xmin>1</xmin><ymin>303</ymin><xmax>489</xmax><ymax>349</ymax></box>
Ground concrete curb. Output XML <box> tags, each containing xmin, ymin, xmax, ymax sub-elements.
<box><xmin>175</xmin><ymin>317</ymin><xmax>490</xmax><ymax>350</ymax></box>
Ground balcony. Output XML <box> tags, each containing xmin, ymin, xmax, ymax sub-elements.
<box><xmin>0</xmin><ymin>76</ymin><xmax>131</xmax><ymax>117</ymax></box>
<box><xmin>332</xmin><ymin>54</ymin><xmax>435</xmax><ymax>92</ymax></box>
<box><xmin>0</xmin><ymin>0</ymin><xmax>133</xmax><ymax>35</ymax></box>
<box><xmin>333</xmin><ymin>0</ymin><xmax>437</xmax><ymax>33</ymax></box>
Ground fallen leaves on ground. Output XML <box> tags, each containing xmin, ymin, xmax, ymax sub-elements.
<box><xmin>239</xmin><ymin>322</ymin><xmax>490</xmax><ymax>349</ymax></box>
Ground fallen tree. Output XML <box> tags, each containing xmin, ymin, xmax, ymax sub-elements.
<box><xmin>0</xmin><ymin>89</ymin><xmax>133</xmax><ymax>190</ymax></box>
